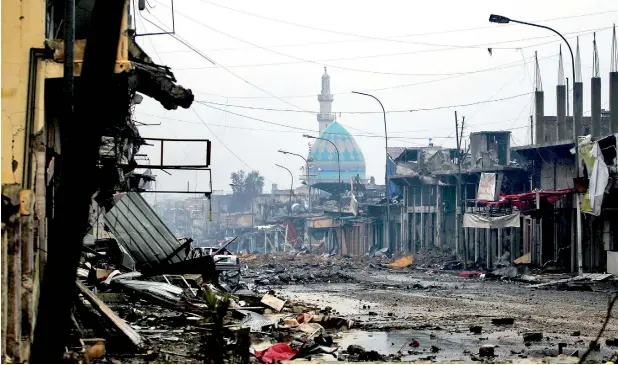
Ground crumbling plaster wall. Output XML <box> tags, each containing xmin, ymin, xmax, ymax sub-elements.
<box><xmin>1</xmin><ymin>0</ymin><xmax>46</xmax><ymax>185</ymax></box>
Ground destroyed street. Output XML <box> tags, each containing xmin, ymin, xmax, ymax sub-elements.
<box><xmin>64</xmin><ymin>251</ymin><xmax>618</xmax><ymax>364</ymax></box>
<box><xmin>4</xmin><ymin>1</ymin><xmax>618</xmax><ymax>363</ymax></box>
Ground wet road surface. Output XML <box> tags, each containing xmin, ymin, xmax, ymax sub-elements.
<box><xmin>277</xmin><ymin>269</ymin><xmax>618</xmax><ymax>363</ymax></box>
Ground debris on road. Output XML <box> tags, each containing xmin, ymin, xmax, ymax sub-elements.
<box><xmin>479</xmin><ymin>344</ymin><xmax>495</xmax><ymax>357</ymax></box>
<box><xmin>75</xmin><ymin>281</ymin><xmax>143</xmax><ymax>348</ymax></box>
<box><xmin>384</xmin><ymin>255</ymin><xmax>414</xmax><ymax>268</ymax></box>
<box><xmin>492</xmin><ymin>317</ymin><xmax>515</xmax><ymax>326</ymax></box>
<box><xmin>261</xmin><ymin>293</ymin><xmax>286</xmax><ymax>311</ymax></box>
<box><xmin>522</xmin><ymin>332</ymin><xmax>543</xmax><ymax>342</ymax></box>
<box><xmin>526</xmin><ymin>273</ymin><xmax>613</xmax><ymax>289</ymax></box>
<box><xmin>67</xmin><ymin>203</ymin><xmax>618</xmax><ymax>365</ymax></box>
<box><xmin>606</xmin><ymin>338</ymin><xmax>618</xmax><ymax>347</ymax></box>
<box><xmin>345</xmin><ymin>345</ymin><xmax>386</xmax><ymax>362</ymax></box>
<box><xmin>254</xmin><ymin>343</ymin><xmax>297</xmax><ymax>363</ymax></box>
<box><xmin>458</xmin><ymin>271</ymin><xmax>483</xmax><ymax>278</ymax></box>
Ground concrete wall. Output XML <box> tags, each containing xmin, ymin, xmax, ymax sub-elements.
<box><xmin>557</xmin><ymin>85</ymin><xmax>567</xmax><ymax>140</ymax></box>
<box><xmin>591</xmin><ymin>77</ymin><xmax>602</xmax><ymax>137</ymax></box>
<box><xmin>540</xmin><ymin>159</ymin><xmax>575</xmax><ymax>190</ymax></box>
<box><xmin>611</xmin><ymin>72</ymin><xmax>618</xmax><ymax>134</ymax></box>
<box><xmin>535</xmin><ymin>91</ymin><xmax>545</xmax><ymax>143</ymax></box>
<box><xmin>574</xmin><ymin>82</ymin><xmax>584</xmax><ymax>136</ymax></box>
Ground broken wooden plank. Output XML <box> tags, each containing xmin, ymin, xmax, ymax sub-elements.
<box><xmin>526</xmin><ymin>274</ymin><xmax>613</xmax><ymax>289</ymax></box>
<box><xmin>526</xmin><ymin>276</ymin><xmax>586</xmax><ymax>289</ymax></box>
<box><xmin>260</xmin><ymin>294</ymin><xmax>286</xmax><ymax>312</ymax></box>
<box><xmin>76</xmin><ymin>281</ymin><xmax>142</xmax><ymax>348</ymax></box>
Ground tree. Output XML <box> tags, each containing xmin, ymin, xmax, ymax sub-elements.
<box><xmin>229</xmin><ymin>170</ymin><xmax>264</xmax><ymax>211</ymax></box>
<box><xmin>230</xmin><ymin>170</ymin><xmax>246</xmax><ymax>195</ymax></box>
<box><xmin>245</xmin><ymin>171</ymin><xmax>264</xmax><ymax>197</ymax></box>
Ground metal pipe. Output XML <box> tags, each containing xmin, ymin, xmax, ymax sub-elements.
<box><xmin>23</xmin><ymin>48</ymin><xmax>46</xmax><ymax>188</ymax></box>
<box><xmin>351</xmin><ymin>91</ymin><xmax>389</xmax><ymax>249</ymax></box>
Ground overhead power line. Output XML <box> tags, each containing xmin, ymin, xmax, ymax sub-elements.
<box><xmin>137</xmin><ymin>9</ymin><xmax>534</xmax><ymax>144</ymax></box>
<box><xmin>196</xmin><ymin>92</ymin><xmax>531</xmax><ymax>114</ymax></box>
<box><xmin>194</xmin><ymin>0</ymin><xmax>618</xmax><ymax>50</ymax></box>
<box><xmin>190</xmin><ymin>107</ymin><xmax>277</xmax><ymax>184</ymax></box>
<box><xmin>189</xmin><ymin>52</ymin><xmax>565</xmax><ymax>100</ymax></box>
<box><xmin>136</xmin><ymin>107</ymin><xmax>531</xmax><ymax>147</ymax></box>
<box><xmin>156</xmin><ymin>8</ymin><xmax>618</xmax><ymax>53</ymax></box>
<box><xmin>170</xmin><ymin>27</ymin><xmax>608</xmax><ymax>71</ymax></box>
<box><xmin>152</xmin><ymin>1</ymin><xmax>611</xmax><ymax>77</ymax></box>
<box><xmin>138</xmin><ymin>14</ymin><xmax>316</xmax><ymax>115</ymax></box>
<box><xmin>136</xmin><ymin>16</ymin><xmax>278</xmax><ymax>184</ymax></box>
<box><xmin>135</xmin><ymin>110</ymin><xmax>529</xmax><ymax>136</ymax></box>
<box><xmin>138</xmin><ymin>15</ymin><xmax>410</xmax><ymax>144</ymax></box>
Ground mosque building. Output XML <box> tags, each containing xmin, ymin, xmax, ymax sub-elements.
<box><xmin>307</xmin><ymin>68</ymin><xmax>367</xmax><ymax>193</ymax></box>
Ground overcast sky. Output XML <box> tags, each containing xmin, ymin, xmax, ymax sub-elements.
<box><xmin>132</xmin><ymin>0</ymin><xmax>617</xmax><ymax>195</ymax></box>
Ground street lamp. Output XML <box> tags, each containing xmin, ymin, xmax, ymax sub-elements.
<box><xmin>275</xmin><ymin>164</ymin><xmax>294</xmax><ymax>214</ymax></box>
<box><xmin>489</xmin><ymin>14</ymin><xmax>582</xmax><ymax>275</ymax></box>
<box><xmin>278</xmin><ymin>149</ymin><xmax>313</xmax><ymax>211</ymax></box>
<box><xmin>303</xmin><ymin>134</ymin><xmax>341</xmax><ymax>215</ymax></box>
<box><xmin>351</xmin><ymin>91</ymin><xmax>390</xmax><ymax>250</ymax></box>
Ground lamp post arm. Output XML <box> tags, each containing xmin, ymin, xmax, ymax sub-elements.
<box><xmin>510</xmin><ymin>19</ymin><xmax>575</xmax><ymax>66</ymax></box>
<box><xmin>281</xmin><ymin>151</ymin><xmax>311</xmax><ymax>211</ymax></box>
<box><xmin>508</xmin><ymin>18</ymin><xmax>578</xmax><ymax>177</ymax></box>
<box><xmin>275</xmin><ymin>164</ymin><xmax>294</xmax><ymax>213</ymax></box>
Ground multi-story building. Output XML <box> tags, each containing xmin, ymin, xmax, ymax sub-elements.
<box><xmin>1</xmin><ymin>1</ymin><xmax>193</xmax><ymax>361</ymax></box>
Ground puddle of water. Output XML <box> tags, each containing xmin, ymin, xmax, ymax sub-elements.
<box><xmin>280</xmin><ymin>285</ymin><xmax>376</xmax><ymax>316</ymax></box>
<box><xmin>337</xmin><ymin>329</ymin><xmax>469</xmax><ymax>362</ymax></box>
<box><xmin>335</xmin><ymin>329</ymin><xmax>611</xmax><ymax>362</ymax></box>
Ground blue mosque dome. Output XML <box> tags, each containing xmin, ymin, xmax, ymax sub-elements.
<box><xmin>309</xmin><ymin>121</ymin><xmax>366</xmax><ymax>183</ymax></box>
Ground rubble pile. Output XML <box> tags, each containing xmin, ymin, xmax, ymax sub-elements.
<box><xmin>242</xmin><ymin>253</ymin><xmax>372</xmax><ymax>286</ymax></box>
<box><xmin>412</xmin><ymin>248</ymin><xmax>458</xmax><ymax>269</ymax></box>
<box><xmin>69</xmin><ymin>253</ymin><xmax>396</xmax><ymax>363</ymax></box>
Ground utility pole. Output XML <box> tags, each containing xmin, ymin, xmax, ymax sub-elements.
<box><xmin>460</xmin><ymin>116</ymin><xmax>467</xmax><ymax>263</ymax></box>
<box><xmin>454</xmin><ymin>112</ymin><xmax>465</xmax><ymax>260</ymax></box>
<box><xmin>350</xmin><ymin>91</ymin><xmax>389</xmax><ymax>250</ymax></box>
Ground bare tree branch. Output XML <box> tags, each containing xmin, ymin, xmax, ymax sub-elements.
<box><xmin>579</xmin><ymin>293</ymin><xmax>618</xmax><ymax>363</ymax></box>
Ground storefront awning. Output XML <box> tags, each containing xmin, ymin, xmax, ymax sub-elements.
<box><xmin>463</xmin><ymin>212</ymin><xmax>520</xmax><ymax>229</ymax></box>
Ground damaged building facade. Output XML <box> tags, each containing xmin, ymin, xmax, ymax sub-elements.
<box><xmin>1</xmin><ymin>0</ymin><xmax>197</xmax><ymax>361</ymax></box>
<box><xmin>387</xmin><ymin>32</ymin><xmax>618</xmax><ymax>275</ymax></box>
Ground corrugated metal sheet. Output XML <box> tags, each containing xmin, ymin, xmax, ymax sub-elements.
<box><xmin>115</xmin><ymin>279</ymin><xmax>184</xmax><ymax>302</ymax></box>
<box><xmin>103</xmin><ymin>192</ymin><xmax>185</xmax><ymax>269</ymax></box>
<box><xmin>236</xmin><ymin>310</ymin><xmax>275</xmax><ymax>332</ymax></box>
<box><xmin>387</xmin><ymin>147</ymin><xmax>407</xmax><ymax>160</ymax></box>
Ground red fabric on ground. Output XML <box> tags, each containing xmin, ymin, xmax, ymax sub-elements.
<box><xmin>254</xmin><ymin>343</ymin><xmax>298</xmax><ymax>363</ymax></box>
<box><xmin>458</xmin><ymin>271</ymin><xmax>483</xmax><ymax>278</ymax></box>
